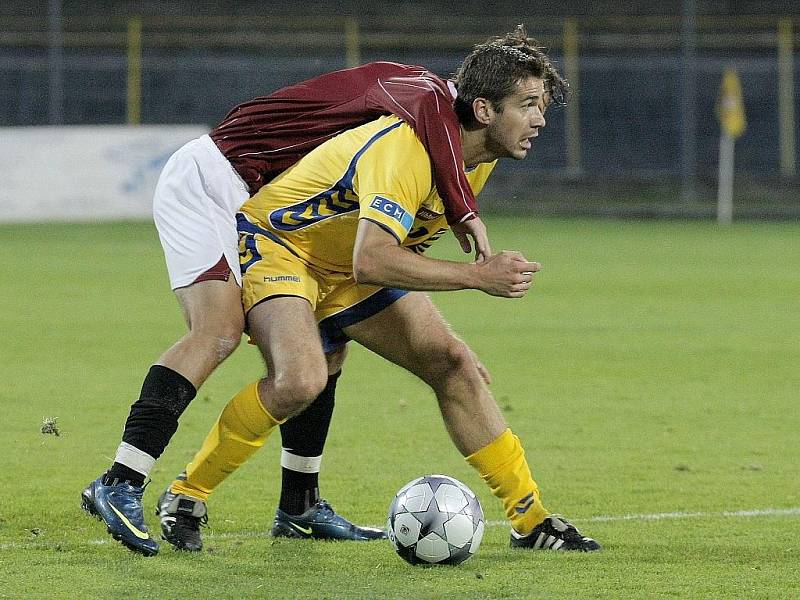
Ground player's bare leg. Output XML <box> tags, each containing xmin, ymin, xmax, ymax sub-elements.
<box><xmin>250</xmin><ymin>297</ymin><xmax>330</xmax><ymax>418</ymax></box>
<box><xmin>81</xmin><ymin>273</ymin><xmax>245</xmax><ymax>556</ymax></box>
<box><xmin>344</xmin><ymin>292</ymin><xmax>600</xmax><ymax>551</ymax></box>
<box><xmin>170</xmin><ymin>296</ymin><xmax>326</xmax><ymax>502</ymax></box>
<box><xmin>106</xmin><ymin>275</ymin><xmax>244</xmax><ymax>481</ymax></box>
<box><xmin>160</xmin><ymin>296</ymin><xmax>379</xmax><ymax>548</ymax></box>
<box><xmin>268</xmin><ymin>342</ymin><xmax>385</xmax><ymax>542</ymax></box>
<box><xmin>165</xmin><ymin>276</ymin><xmax>245</xmax><ymax>387</ymax></box>
<box><xmin>275</xmin><ymin>345</ymin><xmax>346</xmax><ymax>513</ymax></box>
<box><xmin>344</xmin><ymin>292</ymin><xmax>504</xmax><ymax>455</ymax></box>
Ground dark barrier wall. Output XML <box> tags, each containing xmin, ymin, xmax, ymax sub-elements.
<box><xmin>1</xmin><ymin>45</ymin><xmax>796</xmax><ymax>177</ymax></box>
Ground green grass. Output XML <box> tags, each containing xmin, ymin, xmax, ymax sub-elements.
<box><xmin>1</xmin><ymin>216</ymin><xmax>798</xmax><ymax>599</ymax></box>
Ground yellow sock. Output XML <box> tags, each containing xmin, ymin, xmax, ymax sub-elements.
<box><xmin>169</xmin><ymin>380</ymin><xmax>283</xmax><ymax>502</ymax></box>
<box><xmin>465</xmin><ymin>428</ymin><xmax>548</xmax><ymax>536</ymax></box>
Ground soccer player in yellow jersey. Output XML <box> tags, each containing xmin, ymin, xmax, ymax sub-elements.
<box><xmin>166</xmin><ymin>30</ymin><xmax>601</xmax><ymax>552</ymax></box>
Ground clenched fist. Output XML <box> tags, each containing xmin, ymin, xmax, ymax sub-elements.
<box><xmin>474</xmin><ymin>251</ymin><xmax>541</xmax><ymax>298</ymax></box>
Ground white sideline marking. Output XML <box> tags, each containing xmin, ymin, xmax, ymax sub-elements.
<box><xmin>2</xmin><ymin>507</ymin><xmax>799</xmax><ymax>551</ymax></box>
<box><xmin>485</xmin><ymin>507</ymin><xmax>800</xmax><ymax>528</ymax></box>
<box><xmin>587</xmin><ymin>507</ymin><xmax>800</xmax><ymax>523</ymax></box>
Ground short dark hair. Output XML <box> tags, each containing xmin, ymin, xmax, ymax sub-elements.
<box><xmin>454</xmin><ymin>24</ymin><xmax>569</xmax><ymax>126</ymax></box>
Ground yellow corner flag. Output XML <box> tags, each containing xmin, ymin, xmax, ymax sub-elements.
<box><xmin>717</xmin><ymin>68</ymin><xmax>746</xmax><ymax>139</ymax></box>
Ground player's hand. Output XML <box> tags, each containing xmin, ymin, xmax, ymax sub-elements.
<box><xmin>469</xmin><ymin>348</ymin><xmax>492</xmax><ymax>385</ymax></box>
<box><xmin>474</xmin><ymin>250</ymin><xmax>541</xmax><ymax>298</ymax></box>
<box><xmin>451</xmin><ymin>217</ymin><xmax>492</xmax><ymax>263</ymax></box>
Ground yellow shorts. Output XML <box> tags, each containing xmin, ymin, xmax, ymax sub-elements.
<box><xmin>238</xmin><ymin>220</ymin><xmax>407</xmax><ymax>352</ymax></box>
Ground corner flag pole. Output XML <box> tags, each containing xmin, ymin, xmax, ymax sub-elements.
<box><xmin>716</xmin><ymin>68</ymin><xmax>746</xmax><ymax>225</ymax></box>
<box><xmin>717</xmin><ymin>132</ymin><xmax>735</xmax><ymax>224</ymax></box>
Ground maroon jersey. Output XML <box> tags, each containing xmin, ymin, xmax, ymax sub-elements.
<box><xmin>209</xmin><ymin>62</ymin><xmax>478</xmax><ymax>224</ymax></box>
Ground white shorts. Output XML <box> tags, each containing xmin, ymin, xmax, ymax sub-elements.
<box><xmin>152</xmin><ymin>134</ymin><xmax>250</xmax><ymax>289</ymax></box>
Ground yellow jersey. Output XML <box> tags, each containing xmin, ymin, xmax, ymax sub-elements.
<box><xmin>238</xmin><ymin>115</ymin><xmax>495</xmax><ymax>274</ymax></box>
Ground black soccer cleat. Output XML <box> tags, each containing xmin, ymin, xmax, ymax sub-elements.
<box><xmin>510</xmin><ymin>514</ymin><xmax>601</xmax><ymax>552</ymax></box>
<box><xmin>81</xmin><ymin>475</ymin><xmax>159</xmax><ymax>556</ymax></box>
<box><xmin>271</xmin><ymin>500</ymin><xmax>387</xmax><ymax>541</ymax></box>
<box><xmin>155</xmin><ymin>478</ymin><xmax>208</xmax><ymax>552</ymax></box>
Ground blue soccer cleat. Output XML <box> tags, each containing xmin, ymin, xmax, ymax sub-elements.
<box><xmin>271</xmin><ymin>500</ymin><xmax>387</xmax><ymax>541</ymax></box>
<box><xmin>81</xmin><ymin>475</ymin><xmax>159</xmax><ymax>556</ymax></box>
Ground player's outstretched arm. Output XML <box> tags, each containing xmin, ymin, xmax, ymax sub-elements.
<box><xmin>353</xmin><ymin>220</ymin><xmax>539</xmax><ymax>298</ymax></box>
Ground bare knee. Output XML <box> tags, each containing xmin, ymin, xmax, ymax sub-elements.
<box><xmin>441</xmin><ymin>340</ymin><xmax>476</xmax><ymax>380</ymax></box>
<box><xmin>270</xmin><ymin>368</ymin><xmax>328</xmax><ymax>418</ymax></box>
<box><xmin>211</xmin><ymin>315</ymin><xmax>245</xmax><ymax>358</ymax></box>
<box><xmin>177</xmin><ymin>280</ymin><xmax>245</xmax><ymax>363</ymax></box>
<box><xmin>187</xmin><ymin>317</ymin><xmax>244</xmax><ymax>363</ymax></box>
<box><xmin>420</xmin><ymin>338</ymin><xmax>477</xmax><ymax>388</ymax></box>
<box><xmin>213</xmin><ymin>331</ymin><xmax>242</xmax><ymax>362</ymax></box>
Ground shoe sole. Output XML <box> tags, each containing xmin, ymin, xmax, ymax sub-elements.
<box><xmin>511</xmin><ymin>543</ymin><xmax>601</xmax><ymax>552</ymax></box>
<box><xmin>81</xmin><ymin>491</ymin><xmax>159</xmax><ymax>557</ymax></box>
<box><xmin>510</xmin><ymin>537</ymin><xmax>602</xmax><ymax>552</ymax></box>
<box><xmin>159</xmin><ymin>535</ymin><xmax>202</xmax><ymax>552</ymax></box>
<box><xmin>271</xmin><ymin>522</ymin><xmax>386</xmax><ymax>541</ymax></box>
<box><xmin>271</xmin><ymin>522</ymin><xmax>311</xmax><ymax>539</ymax></box>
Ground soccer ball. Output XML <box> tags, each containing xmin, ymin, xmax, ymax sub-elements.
<box><xmin>387</xmin><ymin>475</ymin><xmax>484</xmax><ymax>566</ymax></box>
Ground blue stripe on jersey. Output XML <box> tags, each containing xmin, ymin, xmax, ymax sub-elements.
<box><xmin>239</xmin><ymin>232</ymin><xmax>262</xmax><ymax>275</ymax></box>
<box><xmin>318</xmin><ymin>287</ymin><xmax>409</xmax><ymax>353</ymax></box>
<box><xmin>268</xmin><ymin>120</ymin><xmax>404</xmax><ymax>232</ymax></box>
<box><xmin>237</xmin><ymin>213</ymin><xmax>305</xmax><ymax>275</ymax></box>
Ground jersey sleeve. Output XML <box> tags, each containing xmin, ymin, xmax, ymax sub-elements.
<box><xmin>354</xmin><ymin>121</ymin><xmax>434</xmax><ymax>243</ymax></box>
<box><xmin>366</xmin><ymin>69</ymin><xmax>479</xmax><ymax>225</ymax></box>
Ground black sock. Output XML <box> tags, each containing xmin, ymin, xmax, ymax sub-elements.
<box><xmin>106</xmin><ymin>365</ymin><xmax>196</xmax><ymax>484</ymax></box>
<box><xmin>278</xmin><ymin>371</ymin><xmax>339</xmax><ymax>515</ymax></box>
<box><xmin>103</xmin><ymin>464</ymin><xmax>145</xmax><ymax>487</ymax></box>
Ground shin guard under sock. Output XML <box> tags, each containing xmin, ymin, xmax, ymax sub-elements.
<box><xmin>107</xmin><ymin>365</ymin><xmax>197</xmax><ymax>485</ymax></box>
<box><xmin>170</xmin><ymin>380</ymin><xmax>282</xmax><ymax>501</ymax></box>
<box><xmin>465</xmin><ymin>428</ymin><xmax>549</xmax><ymax>535</ymax></box>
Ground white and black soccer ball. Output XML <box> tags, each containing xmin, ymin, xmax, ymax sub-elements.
<box><xmin>387</xmin><ymin>475</ymin><xmax>484</xmax><ymax>566</ymax></box>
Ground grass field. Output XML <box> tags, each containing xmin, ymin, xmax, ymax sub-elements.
<box><xmin>1</xmin><ymin>216</ymin><xmax>798</xmax><ymax>599</ymax></box>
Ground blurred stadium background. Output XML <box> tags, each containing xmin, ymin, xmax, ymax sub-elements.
<box><xmin>1</xmin><ymin>0</ymin><xmax>799</xmax><ymax>219</ymax></box>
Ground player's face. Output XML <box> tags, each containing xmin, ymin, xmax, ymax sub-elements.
<box><xmin>486</xmin><ymin>76</ymin><xmax>546</xmax><ymax>160</ymax></box>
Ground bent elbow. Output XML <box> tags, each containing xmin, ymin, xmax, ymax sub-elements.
<box><xmin>352</xmin><ymin>254</ymin><xmax>377</xmax><ymax>285</ymax></box>
<box><xmin>352</xmin><ymin>262</ymin><xmax>367</xmax><ymax>284</ymax></box>
<box><xmin>354</xmin><ymin>247</ymin><xmax>395</xmax><ymax>286</ymax></box>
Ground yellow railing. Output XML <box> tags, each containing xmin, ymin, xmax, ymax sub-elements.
<box><xmin>126</xmin><ymin>16</ymin><xmax>142</xmax><ymax>126</ymax></box>
<box><xmin>778</xmin><ymin>18</ymin><xmax>796</xmax><ymax>177</ymax></box>
<box><xmin>563</xmin><ymin>18</ymin><xmax>581</xmax><ymax>174</ymax></box>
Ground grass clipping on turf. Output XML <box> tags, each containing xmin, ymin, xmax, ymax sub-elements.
<box><xmin>41</xmin><ymin>416</ymin><xmax>60</xmax><ymax>436</ymax></box>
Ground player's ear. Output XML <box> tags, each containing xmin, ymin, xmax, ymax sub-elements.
<box><xmin>472</xmin><ymin>98</ymin><xmax>494</xmax><ymax>125</ymax></box>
